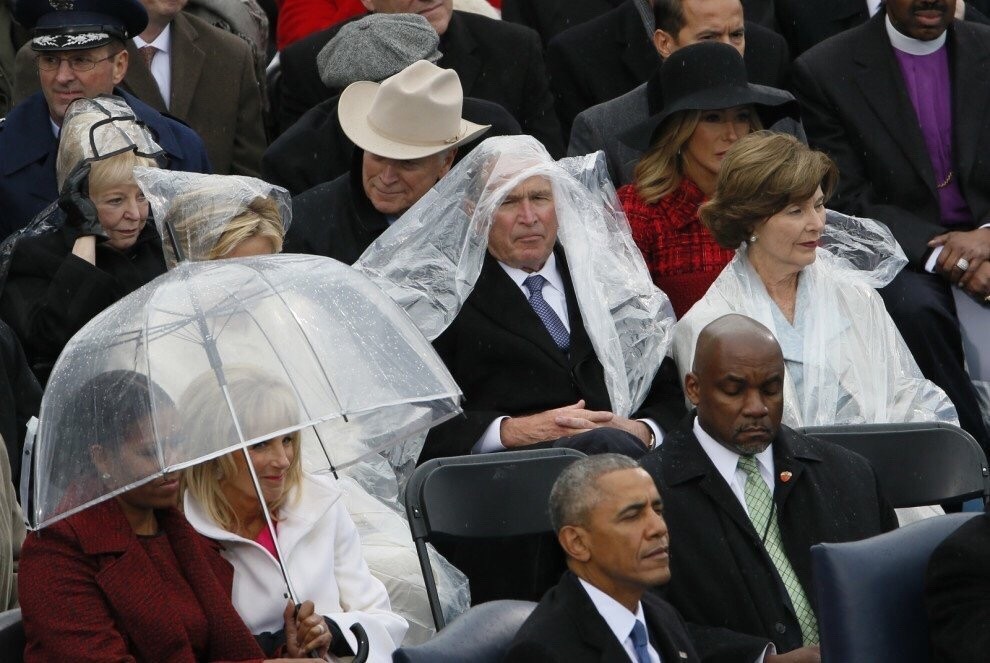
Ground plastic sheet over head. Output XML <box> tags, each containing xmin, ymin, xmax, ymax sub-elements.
<box><xmin>356</xmin><ymin>135</ymin><xmax>675</xmax><ymax>416</ymax></box>
<box><xmin>55</xmin><ymin>95</ymin><xmax>164</xmax><ymax>190</ymax></box>
<box><xmin>134</xmin><ymin>168</ymin><xmax>292</xmax><ymax>267</ymax></box>
<box><xmin>672</xmin><ymin>210</ymin><xmax>958</xmax><ymax>428</ymax></box>
<box><xmin>28</xmin><ymin>254</ymin><xmax>462</xmax><ymax>529</ymax></box>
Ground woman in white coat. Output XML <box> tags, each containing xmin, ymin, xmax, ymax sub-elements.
<box><xmin>181</xmin><ymin>366</ymin><xmax>408</xmax><ymax>661</ymax></box>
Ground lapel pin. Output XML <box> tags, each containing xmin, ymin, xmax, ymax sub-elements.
<box><xmin>779</xmin><ymin>471</ymin><xmax>792</xmax><ymax>483</ymax></box>
<box><xmin>679</xmin><ymin>653</ymin><xmax>688</xmax><ymax>659</ymax></box>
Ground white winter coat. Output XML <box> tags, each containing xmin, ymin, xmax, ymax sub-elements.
<box><xmin>184</xmin><ymin>472</ymin><xmax>408</xmax><ymax>662</ymax></box>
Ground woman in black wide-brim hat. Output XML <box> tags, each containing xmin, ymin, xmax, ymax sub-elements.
<box><xmin>617</xmin><ymin>41</ymin><xmax>800</xmax><ymax>318</ymax></box>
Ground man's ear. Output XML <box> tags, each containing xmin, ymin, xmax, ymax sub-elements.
<box><xmin>684</xmin><ymin>371</ymin><xmax>701</xmax><ymax>407</ymax></box>
<box><xmin>111</xmin><ymin>48</ymin><xmax>128</xmax><ymax>86</ymax></box>
<box><xmin>359</xmin><ymin>0</ymin><xmax>376</xmax><ymax>11</ymax></box>
<box><xmin>438</xmin><ymin>147</ymin><xmax>457</xmax><ymax>180</ymax></box>
<box><xmin>558</xmin><ymin>525</ymin><xmax>591</xmax><ymax>563</ymax></box>
<box><xmin>90</xmin><ymin>443</ymin><xmax>110</xmax><ymax>477</ymax></box>
<box><xmin>653</xmin><ymin>29</ymin><xmax>676</xmax><ymax>58</ymax></box>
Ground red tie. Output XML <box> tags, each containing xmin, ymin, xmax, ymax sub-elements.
<box><xmin>139</xmin><ymin>45</ymin><xmax>158</xmax><ymax>69</ymax></box>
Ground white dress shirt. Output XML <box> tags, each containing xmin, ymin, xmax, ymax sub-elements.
<box><xmin>133</xmin><ymin>25</ymin><xmax>173</xmax><ymax>109</ymax></box>
<box><xmin>578</xmin><ymin>578</ymin><xmax>662</xmax><ymax>663</ymax></box>
<box><xmin>866</xmin><ymin>0</ymin><xmax>883</xmax><ymax>16</ymax></box>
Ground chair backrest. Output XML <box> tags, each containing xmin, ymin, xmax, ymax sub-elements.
<box><xmin>404</xmin><ymin>448</ymin><xmax>585</xmax><ymax>629</ymax></box>
<box><xmin>392</xmin><ymin>599</ymin><xmax>537</xmax><ymax>663</ymax></box>
<box><xmin>797</xmin><ymin>422</ymin><xmax>989</xmax><ymax>507</ymax></box>
<box><xmin>0</xmin><ymin>608</ymin><xmax>24</xmax><ymax>663</ymax></box>
<box><xmin>811</xmin><ymin>512</ymin><xmax>977</xmax><ymax>663</ymax></box>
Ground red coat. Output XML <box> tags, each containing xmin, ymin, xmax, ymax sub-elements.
<box><xmin>19</xmin><ymin>500</ymin><xmax>265</xmax><ymax>663</ymax></box>
<box><xmin>619</xmin><ymin>178</ymin><xmax>735</xmax><ymax>319</ymax></box>
<box><xmin>275</xmin><ymin>0</ymin><xmax>365</xmax><ymax>50</ymax></box>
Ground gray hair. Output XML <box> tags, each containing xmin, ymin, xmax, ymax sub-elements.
<box><xmin>549</xmin><ymin>454</ymin><xmax>642</xmax><ymax>532</ymax></box>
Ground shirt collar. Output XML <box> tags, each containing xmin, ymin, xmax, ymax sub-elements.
<box><xmin>498</xmin><ymin>252</ymin><xmax>565</xmax><ymax>294</ymax></box>
<box><xmin>50</xmin><ymin>116</ymin><xmax>61</xmax><ymax>138</ymax></box>
<box><xmin>578</xmin><ymin>577</ymin><xmax>647</xmax><ymax>649</ymax></box>
<box><xmin>693</xmin><ymin>416</ymin><xmax>775</xmax><ymax>488</ymax></box>
<box><xmin>885</xmin><ymin>14</ymin><xmax>947</xmax><ymax>55</ymax></box>
<box><xmin>133</xmin><ymin>24</ymin><xmax>172</xmax><ymax>55</ymax></box>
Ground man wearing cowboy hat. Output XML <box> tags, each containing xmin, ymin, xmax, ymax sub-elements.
<box><xmin>0</xmin><ymin>0</ymin><xmax>211</xmax><ymax>240</ymax></box>
<box><xmin>285</xmin><ymin>59</ymin><xmax>489</xmax><ymax>264</ymax></box>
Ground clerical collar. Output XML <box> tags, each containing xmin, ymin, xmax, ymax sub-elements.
<box><xmin>885</xmin><ymin>14</ymin><xmax>947</xmax><ymax>55</ymax></box>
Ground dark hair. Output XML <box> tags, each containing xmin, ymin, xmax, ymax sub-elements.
<box><xmin>699</xmin><ymin>132</ymin><xmax>839</xmax><ymax>249</ymax></box>
<box><xmin>549</xmin><ymin>454</ymin><xmax>641</xmax><ymax>532</ymax></box>
<box><xmin>66</xmin><ymin>369</ymin><xmax>173</xmax><ymax>457</ymax></box>
<box><xmin>653</xmin><ymin>0</ymin><xmax>687</xmax><ymax>35</ymax></box>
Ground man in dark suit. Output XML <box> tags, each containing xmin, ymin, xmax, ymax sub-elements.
<box><xmin>790</xmin><ymin>0</ymin><xmax>990</xmax><ymax>457</ymax></box>
<box><xmin>925</xmin><ymin>508</ymin><xmax>990</xmax><ymax>661</ymax></box>
<box><xmin>422</xmin><ymin>161</ymin><xmax>685</xmax><ymax>464</ymax></box>
<box><xmin>550</xmin><ymin>0</ymin><xmax>789</xmax><ymax>146</ymax></box>
<box><xmin>0</xmin><ymin>0</ymin><xmax>211</xmax><ymax>239</ymax></box>
<box><xmin>122</xmin><ymin>0</ymin><xmax>266</xmax><ymax>177</ymax></box>
<box><xmin>776</xmin><ymin>0</ymin><xmax>988</xmax><ymax>57</ymax></box>
<box><xmin>276</xmin><ymin>1</ymin><xmax>564</xmax><ymax>156</ymax></box>
<box><xmin>640</xmin><ymin>314</ymin><xmax>896</xmax><ymax>661</ymax></box>
<box><xmin>565</xmin><ymin>0</ymin><xmax>791</xmax><ymax>185</ymax></box>
<box><xmin>505</xmin><ymin>453</ymin><xmax>700</xmax><ymax>662</ymax></box>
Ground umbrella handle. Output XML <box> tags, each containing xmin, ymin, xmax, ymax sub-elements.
<box><xmin>348</xmin><ymin>623</ymin><xmax>369</xmax><ymax>663</ymax></box>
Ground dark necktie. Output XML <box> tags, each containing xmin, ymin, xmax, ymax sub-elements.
<box><xmin>523</xmin><ymin>274</ymin><xmax>569</xmax><ymax>351</ymax></box>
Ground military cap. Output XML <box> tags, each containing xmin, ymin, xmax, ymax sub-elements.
<box><xmin>14</xmin><ymin>0</ymin><xmax>149</xmax><ymax>51</ymax></box>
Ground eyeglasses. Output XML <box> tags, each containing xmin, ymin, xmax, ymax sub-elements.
<box><xmin>35</xmin><ymin>52</ymin><xmax>119</xmax><ymax>72</ymax></box>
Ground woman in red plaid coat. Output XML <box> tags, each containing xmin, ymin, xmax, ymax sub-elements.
<box><xmin>618</xmin><ymin>42</ymin><xmax>799</xmax><ymax>318</ymax></box>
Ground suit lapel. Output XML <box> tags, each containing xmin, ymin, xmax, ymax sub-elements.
<box><xmin>643</xmin><ymin>598</ymin><xmax>691</xmax><ymax>662</ymax></box>
<box><xmin>770</xmin><ymin>427</ymin><xmax>819</xmax><ymax>511</ymax></box>
<box><xmin>469</xmin><ymin>253</ymin><xmax>572</xmax><ymax>370</ymax></box>
<box><xmin>169</xmin><ymin>13</ymin><xmax>205</xmax><ymax>119</ymax></box>
<box><xmin>440</xmin><ymin>13</ymin><xmax>481</xmax><ymax>97</ymax></box>
<box><xmin>851</xmin><ymin>15</ymin><xmax>938</xmax><ymax>199</ymax></box>
<box><xmin>123</xmin><ymin>41</ymin><xmax>167</xmax><ymax>111</ymax></box>
<box><xmin>950</xmin><ymin>25</ymin><xmax>990</xmax><ymax>182</ymax></box>
<box><xmin>664</xmin><ymin>429</ymin><xmax>764</xmax><ymax>546</ymax></box>
<box><xmin>557</xmin><ymin>573</ymin><xmax>635</xmax><ymax>662</ymax></box>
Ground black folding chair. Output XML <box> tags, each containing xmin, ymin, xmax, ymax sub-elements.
<box><xmin>797</xmin><ymin>422</ymin><xmax>989</xmax><ymax>508</ymax></box>
<box><xmin>811</xmin><ymin>512</ymin><xmax>978</xmax><ymax>663</ymax></box>
<box><xmin>392</xmin><ymin>600</ymin><xmax>537</xmax><ymax>663</ymax></box>
<box><xmin>0</xmin><ymin>608</ymin><xmax>24</xmax><ymax>663</ymax></box>
<box><xmin>404</xmin><ymin>448</ymin><xmax>586</xmax><ymax>630</ymax></box>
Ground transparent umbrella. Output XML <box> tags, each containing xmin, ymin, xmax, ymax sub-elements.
<box><xmin>24</xmin><ymin>254</ymin><xmax>463</xmax><ymax>542</ymax></box>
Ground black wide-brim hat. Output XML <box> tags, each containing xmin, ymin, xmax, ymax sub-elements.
<box><xmin>15</xmin><ymin>0</ymin><xmax>148</xmax><ymax>52</ymax></box>
<box><xmin>620</xmin><ymin>41</ymin><xmax>800</xmax><ymax>152</ymax></box>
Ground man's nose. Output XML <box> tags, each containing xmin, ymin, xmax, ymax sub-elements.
<box><xmin>742</xmin><ymin>389</ymin><xmax>770</xmax><ymax>417</ymax></box>
<box><xmin>379</xmin><ymin>164</ymin><xmax>399</xmax><ymax>184</ymax></box>
<box><xmin>55</xmin><ymin>59</ymin><xmax>76</xmax><ymax>82</ymax></box>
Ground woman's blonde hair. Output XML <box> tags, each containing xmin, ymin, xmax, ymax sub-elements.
<box><xmin>180</xmin><ymin>366</ymin><xmax>304</xmax><ymax>532</ymax></box>
<box><xmin>699</xmin><ymin>131</ymin><xmax>839</xmax><ymax>249</ymax></box>
<box><xmin>208</xmin><ymin>197</ymin><xmax>285</xmax><ymax>259</ymax></box>
<box><xmin>632</xmin><ymin>107</ymin><xmax>761</xmax><ymax>204</ymax></box>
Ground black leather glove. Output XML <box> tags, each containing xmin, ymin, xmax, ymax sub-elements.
<box><xmin>58</xmin><ymin>162</ymin><xmax>108</xmax><ymax>240</ymax></box>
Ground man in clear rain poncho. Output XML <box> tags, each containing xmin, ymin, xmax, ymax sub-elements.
<box><xmin>358</xmin><ymin>134</ymin><xmax>686</xmax><ymax>603</ymax></box>
<box><xmin>358</xmin><ymin>135</ymin><xmax>686</xmax><ymax>465</ymax></box>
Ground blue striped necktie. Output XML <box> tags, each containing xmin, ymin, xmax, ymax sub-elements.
<box><xmin>523</xmin><ymin>274</ymin><xmax>570</xmax><ymax>351</ymax></box>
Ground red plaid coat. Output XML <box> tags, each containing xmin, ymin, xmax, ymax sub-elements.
<box><xmin>19</xmin><ymin>500</ymin><xmax>265</xmax><ymax>663</ymax></box>
<box><xmin>619</xmin><ymin>178</ymin><xmax>735</xmax><ymax>318</ymax></box>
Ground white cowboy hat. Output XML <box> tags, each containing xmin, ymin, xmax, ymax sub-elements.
<box><xmin>338</xmin><ymin>59</ymin><xmax>491</xmax><ymax>161</ymax></box>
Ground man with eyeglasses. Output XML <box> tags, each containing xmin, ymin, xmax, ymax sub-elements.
<box><xmin>0</xmin><ymin>0</ymin><xmax>210</xmax><ymax>240</ymax></box>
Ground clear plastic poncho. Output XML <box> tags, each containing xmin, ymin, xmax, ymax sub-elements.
<box><xmin>356</xmin><ymin>135</ymin><xmax>675</xmax><ymax>416</ymax></box>
<box><xmin>133</xmin><ymin>168</ymin><xmax>292</xmax><ymax>267</ymax></box>
<box><xmin>672</xmin><ymin>210</ymin><xmax>959</xmax><ymax>427</ymax></box>
<box><xmin>0</xmin><ymin>95</ymin><xmax>163</xmax><ymax>292</ymax></box>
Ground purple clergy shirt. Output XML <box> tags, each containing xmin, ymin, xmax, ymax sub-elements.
<box><xmin>893</xmin><ymin>46</ymin><xmax>973</xmax><ymax>225</ymax></box>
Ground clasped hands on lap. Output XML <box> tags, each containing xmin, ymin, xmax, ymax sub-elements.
<box><xmin>499</xmin><ymin>399</ymin><xmax>652</xmax><ymax>448</ymax></box>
